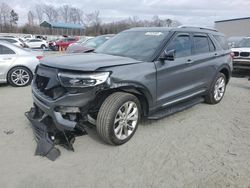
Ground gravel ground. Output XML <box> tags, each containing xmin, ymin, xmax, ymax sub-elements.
<box><xmin>0</xmin><ymin>77</ymin><xmax>250</xmax><ymax>188</ymax></box>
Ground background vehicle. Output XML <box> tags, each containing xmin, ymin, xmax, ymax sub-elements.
<box><xmin>49</xmin><ymin>37</ymin><xmax>78</xmax><ymax>51</ymax></box>
<box><xmin>66</xmin><ymin>34</ymin><xmax>114</xmax><ymax>53</ymax></box>
<box><xmin>25</xmin><ymin>39</ymin><xmax>48</xmax><ymax>49</ymax></box>
<box><xmin>28</xmin><ymin>27</ymin><xmax>232</xmax><ymax>147</ymax></box>
<box><xmin>0</xmin><ymin>37</ymin><xmax>26</xmax><ymax>48</ymax></box>
<box><xmin>231</xmin><ymin>37</ymin><xmax>250</xmax><ymax>71</ymax></box>
<box><xmin>0</xmin><ymin>41</ymin><xmax>42</xmax><ymax>87</ymax></box>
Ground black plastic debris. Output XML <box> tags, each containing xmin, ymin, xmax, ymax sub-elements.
<box><xmin>25</xmin><ymin>107</ymin><xmax>87</xmax><ymax>161</ymax></box>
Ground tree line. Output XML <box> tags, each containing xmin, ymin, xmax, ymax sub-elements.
<box><xmin>0</xmin><ymin>2</ymin><xmax>181</xmax><ymax>36</ymax></box>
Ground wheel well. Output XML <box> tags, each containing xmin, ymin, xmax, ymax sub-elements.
<box><xmin>219</xmin><ymin>68</ymin><xmax>230</xmax><ymax>84</ymax></box>
<box><xmin>89</xmin><ymin>88</ymin><xmax>149</xmax><ymax>117</ymax></box>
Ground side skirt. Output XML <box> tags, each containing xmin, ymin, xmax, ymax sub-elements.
<box><xmin>148</xmin><ymin>97</ymin><xmax>204</xmax><ymax>120</ymax></box>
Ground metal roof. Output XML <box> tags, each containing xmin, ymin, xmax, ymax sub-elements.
<box><xmin>40</xmin><ymin>21</ymin><xmax>84</xmax><ymax>30</ymax></box>
<box><xmin>215</xmin><ymin>17</ymin><xmax>250</xmax><ymax>23</ymax></box>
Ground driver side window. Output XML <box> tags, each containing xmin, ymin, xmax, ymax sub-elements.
<box><xmin>166</xmin><ymin>34</ymin><xmax>191</xmax><ymax>58</ymax></box>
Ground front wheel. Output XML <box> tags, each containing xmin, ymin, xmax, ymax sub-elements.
<box><xmin>96</xmin><ymin>92</ymin><xmax>141</xmax><ymax>145</ymax></box>
<box><xmin>205</xmin><ymin>73</ymin><xmax>227</xmax><ymax>104</ymax></box>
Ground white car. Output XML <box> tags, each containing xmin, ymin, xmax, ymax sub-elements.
<box><xmin>0</xmin><ymin>37</ymin><xmax>25</xmax><ymax>48</ymax></box>
<box><xmin>231</xmin><ymin>37</ymin><xmax>250</xmax><ymax>71</ymax></box>
<box><xmin>25</xmin><ymin>39</ymin><xmax>48</xmax><ymax>49</ymax></box>
<box><xmin>0</xmin><ymin>41</ymin><xmax>42</xmax><ymax>87</ymax></box>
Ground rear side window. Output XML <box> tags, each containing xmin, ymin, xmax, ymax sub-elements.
<box><xmin>167</xmin><ymin>35</ymin><xmax>192</xmax><ymax>58</ymax></box>
<box><xmin>213</xmin><ymin>35</ymin><xmax>229</xmax><ymax>50</ymax></box>
<box><xmin>0</xmin><ymin>45</ymin><xmax>15</xmax><ymax>55</ymax></box>
<box><xmin>193</xmin><ymin>35</ymin><xmax>210</xmax><ymax>54</ymax></box>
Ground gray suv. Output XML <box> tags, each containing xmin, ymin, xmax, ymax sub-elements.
<box><xmin>27</xmin><ymin>27</ymin><xmax>232</xmax><ymax>147</ymax></box>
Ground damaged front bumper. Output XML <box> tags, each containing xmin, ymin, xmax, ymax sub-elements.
<box><xmin>25</xmin><ymin>84</ymin><xmax>96</xmax><ymax>160</ymax></box>
<box><xmin>25</xmin><ymin>106</ymin><xmax>86</xmax><ymax>161</ymax></box>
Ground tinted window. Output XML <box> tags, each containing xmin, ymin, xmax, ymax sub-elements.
<box><xmin>0</xmin><ymin>45</ymin><xmax>15</xmax><ymax>55</ymax></box>
<box><xmin>67</xmin><ymin>38</ymin><xmax>75</xmax><ymax>41</ymax></box>
<box><xmin>167</xmin><ymin>35</ymin><xmax>192</xmax><ymax>58</ymax></box>
<box><xmin>213</xmin><ymin>35</ymin><xmax>229</xmax><ymax>50</ymax></box>
<box><xmin>193</xmin><ymin>36</ymin><xmax>210</xmax><ymax>54</ymax></box>
<box><xmin>29</xmin><ymin>39</ymin><xmax>40</xmax><ymax>42</ymax></box>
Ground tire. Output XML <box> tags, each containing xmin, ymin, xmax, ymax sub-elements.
<box><xmin>205</xmin><ymin>73</ymin><xmax>227</xmax><ymax>104</ymax></box>
<box><xmin>54</xmin><ymin>45</ymin><xmax>59</xmax><ymax>51</ymax></box>
<box><xmin>7</xmin><ymin>66</ymin><xmax>33</xmax><ymax>87</ymax></box>
<box><xmin>96</xmin><ymin>92</ymin><xmax>141</xmax><ymax>145</ymax></box>
<box><xmin>41</xmin><ymin>44</ymin><xmax>46</xmax><ymax>50</ymax></box>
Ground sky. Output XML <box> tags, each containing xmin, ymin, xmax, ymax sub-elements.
<box><xmin>1</xmin><ymin>0</ymin><xmax>250</xmax><ymax>27</ymax></box>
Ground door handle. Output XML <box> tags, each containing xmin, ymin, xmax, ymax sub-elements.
<box><xmin>214</xmin><ymin>53</ymin><xmax>218</xmax><ymax>56</ymax></box>
<box><xmin>2</xmin><ymin>58</ymin><xmax>12</xmax><ymax>60</ymax></box>
<box><xmin>186</xmin><ymin>59</ymin><xmax>193</xmax><ymax>64</ymax></box>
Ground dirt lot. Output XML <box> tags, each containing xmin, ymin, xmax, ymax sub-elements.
<box><xmin>0</xmin><ymin>77</ymin><xmax>250</xmax><ymax>188</ymax></box>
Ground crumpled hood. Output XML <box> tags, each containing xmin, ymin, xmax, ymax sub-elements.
<box><xmin>40</xmin><ymin>53</ymin><xmax>142</xmax><ymax>71</ymax></box>
<box><xmin>231</xmin><ymin>47</ymin><xmax>250</xmax><ymax>52</ymax></box>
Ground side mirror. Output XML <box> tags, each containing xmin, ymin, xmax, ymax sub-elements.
<box><xmin>159</xmin><ymin>49</ymin><xmax>175</xmax><ymax>61</ymax></box>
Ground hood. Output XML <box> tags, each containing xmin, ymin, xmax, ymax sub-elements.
<box><xmin>40</xmin><ymin>53</ymin><xmax>142</xmax><ymax>71</ymax></box>
<box><xmin>232</xmin><ymin>47</ymin><xmax>250</xmax><ymax>52</ymax></box>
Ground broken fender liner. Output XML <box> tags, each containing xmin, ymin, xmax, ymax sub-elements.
<box><xmin>25</xmin><ymin>107</ymin><xmax>87</xmax><ymax>161</ymax></box>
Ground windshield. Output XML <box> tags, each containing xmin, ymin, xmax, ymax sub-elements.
<box><xmin>95</xmin><ymin>31</ymin><xmax>169</xmax><ymax>61</ymax></box>
<box><xmin>237</xmin><ymin>38</ymin><xmax>250</xmax><ymax>48</ymax></box>
<box><xmin>84</xmin><ymin>36</ymin><xmax>109</xmax><ymax>49</ymax></box>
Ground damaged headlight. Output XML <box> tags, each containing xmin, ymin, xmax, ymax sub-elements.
<box><xmin>58</xmin><ymin>72</ymin><xmax>110</xmax><ymax>88</ymax></box>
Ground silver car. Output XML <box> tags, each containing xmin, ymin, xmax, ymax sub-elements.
<box><xmin>0</xmin><ymin>41</ymin><xmax>42</xmax><ymax>87</ymax></box>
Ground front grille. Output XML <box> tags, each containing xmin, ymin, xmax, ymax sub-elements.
<box><xmin>34</xmin><ymin>65</ymin><xmax>67</xmax><ymax>100</ymax></box>
<box><xmin>240</xmin><ymin>52</ymin><xmax>250</xmax><ymax>57</ymax></box>
<box><xmin>36</xmin><ymin>75</ymin><xmax>49</xmax><ymax>92</ymax></box>
<box><xmin>233</xmin><ymin>52</ymin><xmax>239</xmax><ymax>57</ymax></box>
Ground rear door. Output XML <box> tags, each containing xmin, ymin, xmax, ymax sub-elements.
<box><xmin>155</xmin><ymin>32</ymin><xmax>204</xmax><ymax>107</ymax></box>
<box><xmin>190</xmin><ymin>33</ymin><xmax>219</xmax><ymax>89</ymax></box>
<box><xmin>0</xmin><ymin>44</ymin><xmax>16</xmax><ymax>80</ymax></box>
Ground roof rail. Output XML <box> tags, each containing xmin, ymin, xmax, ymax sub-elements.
<box><xmin>178</xmin><ymin>25</ymin><xmax>218</xmax><ymax>32</ymax></box>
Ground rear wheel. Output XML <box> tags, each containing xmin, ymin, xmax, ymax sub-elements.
<box><xmin>96</xmin><ymin>92</ymin><xmax>141</xmax><ymax>145</ymax></box>
<box><xmin>205</xmin><ymin>73</ymin><xmax>227</xmax><ymax>104</ymax></box>
<box><xmin>41</xmin><ymin>44</ymin><xmax>46</xmax><ymax>50</ymax></box>
<box><xmin>7</xmin><ymin>67</ymin><xmax>33</xmax><ymax>87</ymax></box>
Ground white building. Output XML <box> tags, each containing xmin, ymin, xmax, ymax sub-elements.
<box><xmin>214</xmin><ymin>17</ymin><xmax>250</xmax><ymax>38</ymax></box>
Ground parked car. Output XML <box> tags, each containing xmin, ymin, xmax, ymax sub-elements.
<box><xmin>228</xmin><ymin>36</ymin><xmax>244</xmax><ymax>48</ymax></box>
<box><xmin>27</xmin><ymin>27</ymin><xmax>232</xmax><ymax>147</ymax></box>
<box><xmin>231</xmin><ymin>37</ymin><xmax>250</xmax><ymax>71</ymax></box>
<box><xmin>25</xmin><ymin>39</ymin><xmax>48</xmax><ymax>49</ymax></box>
<box><xmin>66</xmin><ymin>34</ymin><xmax>114</xmax><ymax>53</ymax></box>
<box><xmin>49</xmin><ymin>37</ymin><xmax>78</xmax><ymax>51</ymax></box>
<box><xmin>0</xmin><ymin>41</ymin><xmax>42</xmax><ymax>87</ymax></box>
<box><xmin>0</xmin><ymin>37</ymin><xmax>26</xmax><ymax>48</ymax></box>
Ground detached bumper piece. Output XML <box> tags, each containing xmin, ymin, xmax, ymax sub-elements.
<box><xmin>25</xmin><ymin>107</ymin><xmax>87</xmax><ymax>161</ymax></box>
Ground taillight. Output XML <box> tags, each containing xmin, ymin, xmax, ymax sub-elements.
<box><xmin>36</xmin><ymin>56</ymin><xmax>43</xmax><ymax>60</ymax></box>
<box><xmin>230</xmin><ymin>52</ymin><xmax>235</xmax><ymax>59</ymax></box>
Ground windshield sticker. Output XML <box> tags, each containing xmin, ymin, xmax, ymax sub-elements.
<box><xmin>145</xmin><ymin>32</ymin><xmax>163</xmax><ymax>36</ymax></box>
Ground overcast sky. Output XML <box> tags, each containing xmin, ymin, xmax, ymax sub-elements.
<box><xmin>1</xmin><ymin>0</ymin><xmax>250</xmax><ymax>27</ymax></box>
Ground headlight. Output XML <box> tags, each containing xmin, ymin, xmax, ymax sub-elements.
<box><xmin>58</xmin><ymin>72</ymin><xmax>110</xmax><ymax>88</ymax></box>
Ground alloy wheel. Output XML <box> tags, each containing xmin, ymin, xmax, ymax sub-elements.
<box><xmin>214</xmin><ymin>76</ymin><xmax>226</xmax><ymax>101</ymax></box>
<box><xmin>11</xmin><ymin>68</ymin><xmax>30</xmax><ymax>86</ymax></box>
<box><xmin>114</xmin><ymin>101</ymin><xmax>139</xmax><ymax>140</ymax></box>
